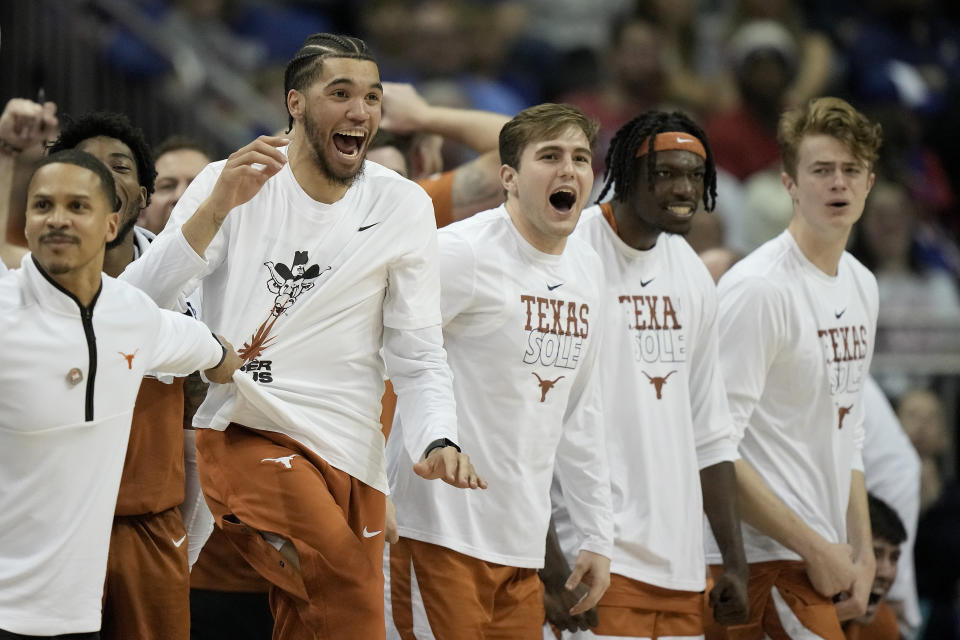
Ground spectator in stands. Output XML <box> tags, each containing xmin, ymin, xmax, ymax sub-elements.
<box><xmin>137</xmin><ymin>136</ymin><xmax>212</xmax><ymax>235</ymax></box>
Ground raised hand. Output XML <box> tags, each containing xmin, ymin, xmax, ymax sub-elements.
<box><xmin>204</xmin><ymin>135</ymin><xmax>289</xmax><ymax>224</ymax></box>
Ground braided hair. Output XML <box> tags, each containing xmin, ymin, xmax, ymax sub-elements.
<box><xmin>597</xmin><ymin>111</ymin><xmax>717</xmax><ymax>212</ymax></box>
<box><xmin>283</xmin><ymin>33</ymin><xmax>377</xmax><ymax>133</ymax></box>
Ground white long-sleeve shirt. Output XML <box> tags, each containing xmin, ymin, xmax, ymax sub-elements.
<box><xmin>121</xmin><ymin>152</ymin><xmax>457</xmax><ymax>492</ymax></box>
<box><xmin>706</xmin><ymin>230</ymin><xmax>879</xmax><ymax>564</ymax></box>
<box><xmin>388</xmin><ymin>207</ymin><xmax>614</xmax><ymax>567</ymax></box>
<box><xmin>862</xmin><ymin>375</ymin><xmax>922</xmax><ymax>633</ymax></box>
<box><xmin>553</xmin><ymin>205</ymin><xmax>739</xmax><ymax>591</ymax></box>
<box><xmin>0</xmin><ymin>255</ymin><xmax>224</xmax><ymax>636</ymax></box>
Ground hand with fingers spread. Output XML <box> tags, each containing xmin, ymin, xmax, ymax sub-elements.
<box><xmin>413</xmin><ymin>445</ymin><xmax>487</xmax><ymax>490</ymax></box>
<box><xmin>203</xmin><ymin>135</ymin><xmax>290</xmax><ymax>225</ymax></box>
<box><xmin>564</xmin><ymin>550</ymin><xmax>610</xmax><ymax>616</ymax></box>
<box><xmin>0</xmin><ymin>98</ymin><xmax>58</xmax><ymax>154</ymax></box>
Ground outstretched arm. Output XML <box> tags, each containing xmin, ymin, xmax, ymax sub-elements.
<box><xmin>381</xmin><ymin>82</ymin><xmax>508</xmax><ymax>154</ymax></box>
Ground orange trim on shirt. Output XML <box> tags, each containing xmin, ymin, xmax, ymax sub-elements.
<box><xmin>418</xmin><ymin>171</ymin><xmax>456</xmax><ymax>229</ymax></box>
<box><xmin>599</xmin><ymin>201</ymin><xmax>618</xmax><ymax>235</ymax></box>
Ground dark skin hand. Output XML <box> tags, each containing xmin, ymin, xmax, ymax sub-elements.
<box><xmin>540</xmin><ymin>517</ymin><xmax>598</xmax><ymax>632</ymax></box>
<box><xmin>702</xmin><ymin>461</ymin><xmax>750</xmax><ymax>625</ymax></box>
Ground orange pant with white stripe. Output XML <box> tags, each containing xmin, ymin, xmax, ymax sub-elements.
<box><xmin>704</xmin><ymin>561</ymin><xmax>844</xmax><ymax>640</ymax></box>
<box><xmin>197</xmin><ymin>424</ymin><xmax>386</xmax><ymax>640</ymax></box>
<box><xmin>388</xmin><ymin>537</ymin><xmax>545</xmax><ymax>639</ymax></box>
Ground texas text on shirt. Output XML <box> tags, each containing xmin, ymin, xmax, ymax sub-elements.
<box><xmin>553</xmin><ymin>204</ymin><xmax>738</xmax><ymax>592</ymax></box>
<box><xmin>705</xmin><ymin>229</ymin><xmax>879</xmax><ymax>565</ymax></box>
<box><xmin>0</xmin><ymin>255</ymin><xmax>224</xmax><ymax>636</ymax></box>
<box><xmin>387</xmin><ymin>205</ymin><xmax>613</xmax><ymax>569</ymax></box>
<box><xmin>119</xmin><ymin>149</ymin><xmax>458</xmax><ymax>491</ymax></box>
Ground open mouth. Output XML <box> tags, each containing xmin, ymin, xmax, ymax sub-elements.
<box><xmin>665</xmin><ymin>203</ymin><xmax>695</xmax><ymax>218</ymax></box>
<box><xmin>333</xmin><ymin>129</ymin><xmax>366</xmax><ymax>158</ymax></box>
<box><xmin>827</xmin><ymin>200</ymin><xmax>849</xmax><ymax>209</ymax></box>
<box><xmin>549</xmin><ymin>188</ymin><xmax>577</xmax><ymax>212</ymax></box>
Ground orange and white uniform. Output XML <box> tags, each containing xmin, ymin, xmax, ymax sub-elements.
<box><xmin>552</xmin><ymin>204</ymin><xmax>739</xmax><ymax>639</ymax></box>
<box><xmin>386</xmin><ymin>206</ymin><xmax>613</xmax><ymax>638</ymax></box>
<box><xmin>123</xmin><ymin>152</ymin><xmax>458</xmax><ymax>639</ymax></box>
<box><xmin>706</xmin><ymin>230</ymin><xmax>879</xmax><ymax>639</ymax></box>
<box><xmin>0</xmin><ymin>255</ymin><xmax>223</xmax><ymax>636</ymax></box>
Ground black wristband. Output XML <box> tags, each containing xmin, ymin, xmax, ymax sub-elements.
<box><xmin>211</xmin><ymin>334</ymin><xmax>227</xmax><ymax>368</ymax></box>
<box><xmin>423</xmin><ymin>437</ymin><xmax>460</xmax><ymax>459</ymax></box>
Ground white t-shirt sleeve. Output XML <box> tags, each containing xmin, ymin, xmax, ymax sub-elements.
<box><xmin>436</xmin><ymin>230</ymin><xmax>477</xmax><ymax>325</ymax></box>
<box><xmin>554</xmin><ymin>293</ymin><xmax>614</xmax><ymax>559</ymax></box>
<box><xmin>690</xmin><ymin>272</ymin><xmax>739</xmax><ymax>469</ymax></box>
<box><xmin>717</xmin><ymin>273</ymin><xmax>787</xmax><ymax>445</ymax></box>
<box><xmin>147</xmin><ymin>303</ymin><xmax>225</xmax><ymax>376</ymax></box>
<box><xmin>382</xmin><ymin>325</ymin><xmax>458</xmax><ymax>464</ymax></box>
<box><xmin>119</xmin><ymin>163</ymin><xmax>225</xmax><ymax>311</ymax></box>
<box><xmin>383</xmin><ymin>194</ymin><xmax>444</xmax><ymax>330</ymax></box>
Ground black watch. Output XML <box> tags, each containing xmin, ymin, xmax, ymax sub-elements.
<box><xmin>423</xmin><ymin>438</ymin><xmax>461</xmax><ymax>459</ymax></box>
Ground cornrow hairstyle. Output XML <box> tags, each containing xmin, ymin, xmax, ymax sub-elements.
<box><xmin>283</xmin><ymin>33</ymin><xmax>377</xmax><ymax>133</ymax></box>
<box><xmin>48</xmin><ymin>111</ymin><xmax>156</xmax><ymax>206</ymax></box>
<box><xmin>868</xmin><ymin>493</ymin><xmax>907</xmax><ymax>547</ymax></box>
<box><xmin>597</xmin><ymin>110</ymin><xmax>717</xmax><ymax>212</ymax></box>
<box><xmin>32</xmin><ymin>149</ymin><xmax>121</xmax><ymax>212</ymax></box>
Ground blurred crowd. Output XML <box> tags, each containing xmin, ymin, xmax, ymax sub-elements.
<box><xmin>4</xmin><ymin>0</ymin><xmax>960</xmax><ymax>637</ymax></box>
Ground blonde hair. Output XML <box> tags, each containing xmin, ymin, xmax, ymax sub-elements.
<box><xmin>778</xmin><ymin>97</ymin><xmax>882</xmax><ymax>178</ymax></box>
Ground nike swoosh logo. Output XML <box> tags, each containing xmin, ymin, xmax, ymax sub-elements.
<box><xmin>358</xmin><ymin>223</ymin><xmax>380</xmax><ymax>232</ymax></box>
<box><xmin>835</xmin><ymin>308</ymin><xmax>846</xmax><ymax>319</ymax></box>
<box><xmin>172</xmin><ymin>535</ymin><xmax>186</xmax><ymax>548</ymax></box>
<box><xmin>676</xmin><ymin>137</ymin><xmax>693</xmax><ymax>144</ymax></box>
<box><xmin>547</xmin><ymin>283</ymin><xmax>563</xmax><ymax>291</ymax></box>
<box><xmin>362</xmin><ymin>527</ymin><xmax>382</xmax><ymax>538</ymax></box>
<box><xmin>640</xmin><ymin>278</ymin><xmax>655</xmax><ymax>287</ymax></box>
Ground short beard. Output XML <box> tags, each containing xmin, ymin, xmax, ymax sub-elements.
<box><xmin>303</xmin><ymin>111</ymin><xmax>364</xmax><ymax>188</ymax></box>
<box><xmin>106</xmin><ymin>212</ymin><xmax>139</xmax><ymax>250</ymax></box>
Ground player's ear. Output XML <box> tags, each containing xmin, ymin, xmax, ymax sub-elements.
<box><xmin>287</xmin><ymin>89</ymin><xmax>305</xmax><ymax>121</ymax></box>
<box><xmin>781</xmin><ymin>171</ymin><xmax>798</xmax><ymax>203</ymax></box>
<box><xmin>500</xmin><ymin>163</ymin><xmax>519</xmax><ymax>199</ymax></box>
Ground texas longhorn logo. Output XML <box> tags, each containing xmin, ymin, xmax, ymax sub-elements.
<box><xmin>239</xmin><ymin>251</ymin><xmax>330</xmax><ymax>363</ymax></box>
<box><xmin>643</xmin><ymin>370</ymin><xmax>676</xmax><ymax>399</ymax></box>
<box><xmin>532</xmin><ymin>372</ymin><xmax>564</xmax><ymax>402</ymax></box>
<box><xmin>838</xmin><ymin>404</ymin><xmax>853</xmax><ymax>430</ymax></box>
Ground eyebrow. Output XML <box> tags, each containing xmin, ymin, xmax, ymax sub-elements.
<box><xmin>31</xmin><ymin>191</ymin><xmax>93</xmax><ymax>200</ymax></box>
<box><xmin>536</xmin><ymin>145</ymin><xmax>592</xmax><ymax>156</ymax></box>
<box><xmin>326</xmin><ymin>77</ymin><xmax>383</xmax><ymax>92</ymax></box>
<box><xmin>107</xmin><ymin>151</ymin><xmax>135</xmax><ymax>163</ymax></box>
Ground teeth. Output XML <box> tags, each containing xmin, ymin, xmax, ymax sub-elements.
<box><xmin>337</xmin><ymin>129</ymin><xmax>366</xmax><ymax>138</ymax></box>
<box><xmin>667</xmin><ymin>205</ymin><xmax>693</xmax><ymax>215</ymax></box>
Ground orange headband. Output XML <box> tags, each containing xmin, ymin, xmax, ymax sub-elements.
<box><xmin>635</xmin><ymin>132</ymin><xmax>707</xmax><ymax>159</ymax></box>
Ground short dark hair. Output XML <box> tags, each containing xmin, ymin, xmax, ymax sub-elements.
<box><xmin>153</xmin><ymin>135</ymin><xmax>212</xmax><ymax>162</ymax></box>
<box><xmin>32</xmin><ymin>150</ymin><xmax>120</xmax><ymax>212</ymax></box>
<box><xmin>283</xmin><ymin>33</ymin><xmax>376</xmax><ymax>132</ymax></box>
<box><xmin>48</xmin><ymin>111</ymin><xmax>156</xmax><ymax>206</ymax></box>
<box><xmin>499</xmin><ymin>103</ymin><xmax>598</xmax><ymax>170</ymax></box>
<box><xmin>869</xmin><ymin>494</ymin><xmax>907</xmax><ymax>547</ymax></box>
<box><xmin>597</xmin><ymin>110</ymin><xmax>717</xmax><ymax>212</ymax></box>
